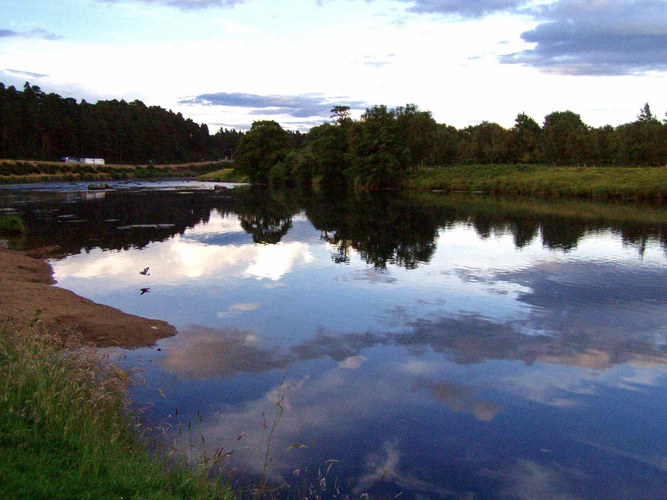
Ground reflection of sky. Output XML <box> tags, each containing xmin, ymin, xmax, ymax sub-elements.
<box><xmin>54</xmin><ymin>213</ymin><xmax>314</xmax><ymax>282</ymax></box>
<box><xmin>51</xmin><ymin>203</ymin><xmax>667</xmax><ymax>498</ymax></box>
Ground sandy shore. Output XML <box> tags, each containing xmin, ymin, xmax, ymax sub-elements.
<box><xmin>0</xmin><ymin>247</ymin><xmax>176</xmax><ymax>347</ymax></box>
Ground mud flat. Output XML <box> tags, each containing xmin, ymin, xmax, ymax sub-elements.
<box><xmin>0</xmin><ymin>247</ymin><xmax>175</xmax><ymax>347</ymax></box>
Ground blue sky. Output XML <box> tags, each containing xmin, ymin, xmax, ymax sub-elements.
<box><xmin>1</xmin><ymin>0</ymin><xmax>665</xmax><ymax>131</ymax></box>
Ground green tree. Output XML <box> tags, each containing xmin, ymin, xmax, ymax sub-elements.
<box><xmin>589</xmin><ymin>125</ymin><xmax>617</xmax><ymax>165</ymax></box>
<box><xmin>616</xmin><ymin>103</ymin><xmax>666</xmax><ymax>166</ymax></box>
<box><xmin>233</xmin><ymin>120</ymin><xmax>292</xmax><ymax>183</ymax></box>
<box><xmin>395</xmin><ymin>104</ymin><xmax>439</xmax><ymax>168</ymax></box>
<box><xmin>434</xmin><ymin>123</ymin><xmax>459</xmax><ymax>165</ymax></box>
<box><xmin>306</xmin><ymin>123</ymin><xmax>348</xmax><ymax>186</ymax></box>
<box><xmin>348</xmin><ymin>105</ymin><xmax>405</xmax><ymax>188</ymax></box>
<box><xmin>511</xmin><ymin>112</ymin><xmax>541</xmax><ymax>163</ymax></box>
<box><xmin>330</xmin><ymin>105</ymin><xmax>351</xmax><ymax>124</ymax></box>
<box><xmin>637</xmin><ymin>103</ymin><xmax>658</xmax><ymax>124</ymax></box>
<box><xmin>540</xmin><ymin>111</ymin><xmax>590</xmax><ymax>165</ymax></box>
<box><xmin>458</xmin><ymin>122</ymin><xmax>513</xmax><ymax>164</ymax></box>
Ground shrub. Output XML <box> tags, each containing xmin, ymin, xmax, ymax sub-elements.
<box><xmin>0</xmin><ymin>215</ymin><xmax>25</xmax><ymax>235</ymax></box>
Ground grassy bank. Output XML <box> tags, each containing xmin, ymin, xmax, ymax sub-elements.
<box><xmin>407</xmin><ymin>165</ymin><xmax>667</xmax><ymax>200</ymax></box>
<box><xmin>197</xmin><ymin>167</ymin><xmax>248</xmax><ymax>183</ymax></box>
<box><xmin>0</xmin><ymin>160</ymin><xmax>231</xmax><ymax>184</ymax></box>
<box><xmin>0</xmin><ymin>320</ymin><xmax>235</xmax><ymax>499</ymax></box>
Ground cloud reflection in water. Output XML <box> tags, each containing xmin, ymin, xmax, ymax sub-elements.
<box><xmin>53</xmin><ymin>212</ymin><xmax>315</xmax><ymax>284</ymax></box>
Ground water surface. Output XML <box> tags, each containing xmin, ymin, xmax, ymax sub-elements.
<box><xmin>2</xmin><ymin>181</ymin><xmax>666</xmax><ymax>498</ymax></box>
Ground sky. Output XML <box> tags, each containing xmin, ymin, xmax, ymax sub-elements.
<box><xmin>0</xmin><ymin>0</ymin><xmax>665</xmax><ymax>132</ymax></box>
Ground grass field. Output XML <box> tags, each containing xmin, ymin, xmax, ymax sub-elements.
<box><xmin>0</xmin><ymin>159</ymin><xmax>230</xmax><ymax>184</ymax></box>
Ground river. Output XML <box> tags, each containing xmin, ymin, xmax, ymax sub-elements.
<box><xmin>2</xmin><ymin>180</ymin><xmax>666</xmax><ymax>499</ymax></box>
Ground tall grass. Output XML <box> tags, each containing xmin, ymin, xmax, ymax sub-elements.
<box><xmin>0</xmin><ymin>318</ymin><xmax>235</xmax><ymax>499</ymax></box>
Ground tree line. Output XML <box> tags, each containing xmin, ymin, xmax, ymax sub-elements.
<box><xmin>235</xmin><ymin>103</ymin><xmax>667</xmax><ymax>188</ymax></box>
<box><xmin>1</xmin><ymin>82</ymin><xmax>665</xmax><ymax>182</ymax></box>
<box><xmin>0</xmin><ymin>82</ymin><xmax>243</xmax><ymax>163</ymax></box>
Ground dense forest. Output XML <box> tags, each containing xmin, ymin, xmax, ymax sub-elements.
<box><xmin>1</xmin><ymin>82</ymin><xmax>665</xmax><ymax>187</ymax></box>
<box><xmin>0</xmin><ymin>82</ymin><xmax>244</xmax><ymax>163</ymax></box>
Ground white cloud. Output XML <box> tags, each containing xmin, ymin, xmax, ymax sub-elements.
<box><xmin>52</xmin><ymin>212</ymin><xmax>315</xmax><ymax>283</ymax></box>
<box><xmin>338</xmin><ymin>355</ymin><xmax>367</xmax><ymax>369</ymax></box>
<box><xmin>212</xmin><ymin>18</ymin><xmax>262</xmax><ymax>35</ymax></box>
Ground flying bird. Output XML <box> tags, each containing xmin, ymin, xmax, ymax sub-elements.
<box><xmin>140</xmin><ymin>287</ymin><xmax>150</xmax><ymax>295</ymax></box>
<box><xmin>140</xmin><ymin>267</ymin><xmax>150</xmax><ymax>275</ymax></box>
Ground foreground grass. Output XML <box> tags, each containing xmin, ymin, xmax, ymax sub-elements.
<box><xmin>408</xmin><ymin>164</ymin><xmax>667</xmax><ymax>200</ymax></box>
<box><xmin>0</xmin><ymin>320</ymin><xmax>235</xmax><ymax>499</ymax></box>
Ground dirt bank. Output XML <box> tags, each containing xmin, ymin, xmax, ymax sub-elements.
<box><xmin>0</xmin><ymin>247</ymin><xmax>175</xmax><ymax>347</ymax></box>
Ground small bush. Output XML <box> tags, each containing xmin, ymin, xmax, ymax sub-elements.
<box><xmin>0</xmin><ymin>215</ymin><xmax>25</xmax><ymax>235</ymax></box>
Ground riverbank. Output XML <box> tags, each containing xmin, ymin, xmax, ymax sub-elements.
<box><xmin>0</xmin><ymin>159</ymin><xmax>229</xmax><ymax>184</ymax></box>
<box><xmin>4</xmin><ymin>161</ymin><xmax>667</xmax><ymax>202</ymax></box>
<box><xmin>0</xmin><ymin>247</ymin><xmax>175</xmax><ymax>347</ymax></box>
<box><xmin>0</xmin><ymin>247</ymin><xmax>236</xmax><ymax>498</ymax></box>
<box><xmin>0</xmin><ymin>318</ymin><xmax>235</xmax><ymax>499</ymax></box>
<box><xmin>407</xmin><ymin>164</ymin><xmax>667</xmax><ymax>200</ymax></box>
<box><xmin>197</xmin><ymin>166</ymin><xmax>248</xmax><ymax>183</ymax></box>
<box><xmin>199</xmin><ymin>163</ymin><xmax>667</xmax><ymax>201</ymax></box>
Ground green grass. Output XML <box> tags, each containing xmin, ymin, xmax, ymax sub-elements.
<box><xmin>0</xmin><ymin>215</ymin><xmax>25</xmax><ymax>235</ymax></box>
<box><xmin>407</xmin><ymin>164</ymin><xmax>667</xmax><ymax>200</ymax></box>
<box><xmin>0</xmin><ymin>319</ymin><xmax>236</xmax><ymax>499</ymax></box>
<box><xmin>197</xmin><ymin>167</ymin><xmax>248</xmax><ymax>183</ymax></box>
<box><xmin>0</xmin><ymin>160</ymin><xmax>228</xmax><ymax>184</ymax></box>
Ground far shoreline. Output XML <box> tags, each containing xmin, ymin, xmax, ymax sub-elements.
<box><xmin>3</xmin><ymin>160</ymin><xmax>667</xmax><ymax>201</ymax></box>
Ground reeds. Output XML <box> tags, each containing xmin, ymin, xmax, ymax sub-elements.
<box><xmin>0</xmin><ymin>317</ymin><xmax>235</xmax><ymax>499</ymax></box>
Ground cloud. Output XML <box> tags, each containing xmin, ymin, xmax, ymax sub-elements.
<box><xmin>2</xmin><ymin>68</ymin><xmax>50</xmax><ymax>79</ymax></box>
<box><xmin>229</xmin><ymin>302</ymin><xmax>261</xmax><ymax>312</ymax></box>
<box><xmin>175</xmin><ymin>371</ymin><xmax>415</xmax><ymax>482</ymax></box>
<box><xmin>179</xmin><ymin>92</ymin><xmax>368</xmax><ymax>119</ymax></box>
<box><xmin>381</xmin><ymin>0</ymin><xmax>666</xmax><ymax>75</ymax></box>
<box><xmin>360</xmin><ymin>53</ymin><xmax>396</xmax><ymax>69</ymax></box>
<box><xmin>212</xmin><ymin>19</ymin><xmax>261</xmax><ymax>35</ymax></box>
<box><xmin>353</xmin><ymin>440</ymin><xmax>454</xmax><ymax>496</ymax></box>
<box><xmin>0</xmin><ymin>28</ymin><xmax>62</xmax><ymax>40</ymax></box>
<box><xmin>338</xmin><ymin>355</ymin><xmax>367</xmax><ymax>369</ymax></box>
<box><xmin>161</xmin><ymin>325</ymin><xmax>291</xmax><ymax>378</ymax></box>
<box><xmin>502</xmin><ymin>0</ymin><xmax>667</xmax><ymax>75</ymax></box>
<box><xmin>396</xmin><ymin>0</ymin><xmax>526</xmax><ymax>18</ymax></box>
<box><xmin>414</xmin><ymin>378</ymin><xmax>504</xmax><ymax>421</ymax></box>
<box><xmin>498</xmin><ymin>459</ymin><xmax>580</xmax><ymax>500</ymax></box>
<box><xmin>160</xmin><ymin>263</ymin><xmax>667</xmax><ymax>380</ymax></box>
<box><xmin>96</xmin><ymin>0</ymin><xmax>245</xmax><ymax>10</ymax></box>
<box><xmin>54</xmin><ymin>219</ymin><xmax>314</xmax><ymax>283</ymax></box>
